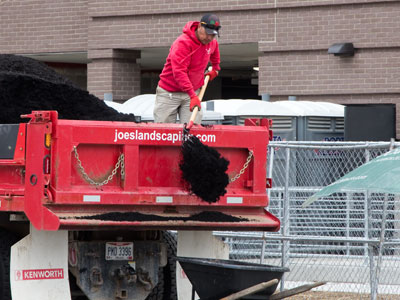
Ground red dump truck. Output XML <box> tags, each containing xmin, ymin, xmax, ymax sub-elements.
<box><xmin>0</xmin><ymin>111</ymin><xmax>279</xmax><ymax>300</ymax></box>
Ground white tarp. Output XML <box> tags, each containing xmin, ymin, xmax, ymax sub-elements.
<box><xmin>105</xmin><ymin>94</ymin><xmax>224</xmax><ymax>122</ymax></box>
<box><xmin>207</xmin><ymin>99</ymin><xmax>344</xmax><ymax>117</ymax></box>
<box><xmin>106</xmin><ymin>96</ymin><xmax>344</xmax><ymax>121</ymax></box>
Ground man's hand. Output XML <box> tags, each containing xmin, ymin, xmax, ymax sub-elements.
<box><xmin>190</xmin><ymin>95</ymin><xmax>201</xmax><ymax>111</ymax></box>
<box><xmin>205</xmin><ymin>70</ymin><xmax>218</xmax><ymax>82</ymax></box>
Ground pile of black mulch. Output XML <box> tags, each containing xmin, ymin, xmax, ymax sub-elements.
<box><xmin>0</xmin><ymin>54</ymin><xmax>137</xmax><ymax>123</ymax></box>
<box><xmin>180</xmin><ymin>134</ymin><xmax>230</xmax><ymax>203</ymax></box>
<box><xmin>73</xmin><ymin>211</ymin><xmax>248</xmax><ymax>222</ymax></box>
<box><xmin>0</xmin><ymin>54</ymin><xmax>74</xmax><ymax>86</ymax></box>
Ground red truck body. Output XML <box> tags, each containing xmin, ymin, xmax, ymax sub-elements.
<box><xmin>0</xmin><ymin>111</ymin><xmax>279</xmax><ymax>232</ymax></box>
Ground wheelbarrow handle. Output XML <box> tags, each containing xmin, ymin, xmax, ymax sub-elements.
<box><xmin>219</xmin><ymin>279</ymin><xmax>279</xmax><ymax>300</ymax></box>
<box><xmin>268</xmin><ymin>281</ymin><xmax>326</xmax><ymax>300</ymax></box>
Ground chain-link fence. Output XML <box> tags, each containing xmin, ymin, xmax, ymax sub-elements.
<box><xmin>216</xmin><ymin>141</ymin><xmax>400</xmax><ymax>299</ymax></box>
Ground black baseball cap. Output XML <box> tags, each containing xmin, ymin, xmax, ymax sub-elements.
<box><xmin>200</xmin><ymin>14</ymin><xmax>221</xmax><ymax>36</ymax></box>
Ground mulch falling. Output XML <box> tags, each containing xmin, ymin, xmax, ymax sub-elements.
<box><xmin>180</xmin><ymin>134</ymin><xmax>230</xmax><ymax>203</ymax></box>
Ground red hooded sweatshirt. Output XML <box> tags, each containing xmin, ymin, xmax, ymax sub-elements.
<box><xmin>158</xmin><ymin>21</ymin><xmax>220</xmax><ymax>98</ymax></box>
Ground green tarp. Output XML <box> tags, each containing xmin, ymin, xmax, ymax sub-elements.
<box><xmin>303</xmin><ymin>148</ymin><xmax>400</xmax><ymax>207</ymax></box>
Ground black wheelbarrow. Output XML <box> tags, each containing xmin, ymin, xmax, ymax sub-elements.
<box><xmin>177</xmin><ymin>256</ymin><xmax>325</xmax><ymax>300</ymax></box>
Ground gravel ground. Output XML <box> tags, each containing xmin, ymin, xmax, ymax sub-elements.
<box><xmin>286</xmin><ymin>291</ymin><xmax>400</xmax><ymax>299</ymax></box>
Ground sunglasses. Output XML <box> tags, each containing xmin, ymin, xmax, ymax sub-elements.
<box><xmin>201</xmin><ymin>22</ymin><xmax>221</xmax><ymax>31</ymax></box>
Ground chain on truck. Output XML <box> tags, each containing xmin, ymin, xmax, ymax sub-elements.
<box><xmin>0</xmin><ymin>111</ymin><xmax>279</xmax><ymax>300</ymax></box>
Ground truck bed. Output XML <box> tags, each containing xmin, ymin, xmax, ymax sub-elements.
<box><xmin>0</xmin><ymin>111</ymin><xmax>279</xmax><ymax>231</ymax></box>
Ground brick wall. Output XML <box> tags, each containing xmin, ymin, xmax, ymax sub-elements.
<box><xmin>87</xmin><ymin>0</ymin><xmax>396</xmax><ymax>17</ymax></box>
<box><xmin>258</xmin><ymin>1</ymin><xmax>400</xmax><ymax>96</ymax></box>
<box><xmin>87</xmin><ymin>0</ymin><xmax>275</xmax><ymax>17</ymax></box>
<box><xmin>0</xmin><ymin>0</ymin><xmax>88</xmax><ymax>54</ymax></box>
<box><xmin>88</xmin><ymin>10</ymin><xmax>276</xmax><ymax>49</ymax></box>
<box><xmin>259</xmin><ymin>49</ymin><xmax>400</xmax><ymax>95</ymax></box>
<box><xmin>87</xmin><ymin>49</ymin><xmax>141</xmax><ymax>101</ymax></box>
<box><xmin>260</xmin><ymin>2</ymin><xmax>400</xmax><ymax>52</ymax></box>
<box><xmin>276</xmin><ymin>0</ymin><xmax>397</xmax><ymax>8</ymax></box>
<box><xmin>257</xmin><ymin>1</ymin><xmax>400</xmax><ymax>138</ymax></box>
<box><xmin>1</xmin><ymin>0</ymin><xmax>394</xmax><ymax>53</ymax></box>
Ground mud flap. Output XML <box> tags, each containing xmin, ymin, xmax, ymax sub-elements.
<box><xmin>10</xmin><ymin>225</ymin><xmax>71</xmax><ymax>300</ymax></box>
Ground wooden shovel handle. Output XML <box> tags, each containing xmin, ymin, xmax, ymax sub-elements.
<box><xmin>188</xmin><ymin>67</ymin><xmax>212</xmax><ymax>126</ymax></box>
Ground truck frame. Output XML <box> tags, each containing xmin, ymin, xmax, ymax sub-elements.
<box><xmin>0</xmin><ymin>111</ymin><xmax>279</xmax><ymax>300</ymax></box>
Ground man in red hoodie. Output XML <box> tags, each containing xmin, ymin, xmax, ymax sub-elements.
<box><xmin>153</xmin><ymin>14</ymin><xmax>221</xmax><ymax>125</ymax></box>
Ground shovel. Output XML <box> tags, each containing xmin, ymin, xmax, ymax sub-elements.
<box><xmin>180</xmin><ymin>67</ymin><xmax>229</xmax><ymax>203</ymax></box>
<box><xmin>185</xmin><ymin>67</ymin><xmax>212</xmax><ymax>132</ymax></box>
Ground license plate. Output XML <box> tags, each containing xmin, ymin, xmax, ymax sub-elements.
<box><xmin>105</xmin><ymin>242</ymin><xmax>134</xmax><ymax>260</ymax></box>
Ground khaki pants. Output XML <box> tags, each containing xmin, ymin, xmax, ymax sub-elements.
<box><xmin>153</xmin><ymin>86</ymin><xmax>203</xmax><ymax>124</ymax></box>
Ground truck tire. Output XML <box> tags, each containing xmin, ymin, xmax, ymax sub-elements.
<box><xmin>0</xmin><ymin>230</ymin><xmax>17</xmax><ymax>300</ymax></box>
<box><xmin>162</xmin><ymin>231</ymin><xmax>177</xmax><ymax>300</ymax></box>
<box><xmin>146</xmin><ymin>231</ymin><xmax>177</xmax><ymax>300</ymax></box>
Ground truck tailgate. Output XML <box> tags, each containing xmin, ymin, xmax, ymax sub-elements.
<box><xmin>13</xmin><ymin>112</ymin><xmax>280</xmax><ymax>231</ymax></box>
